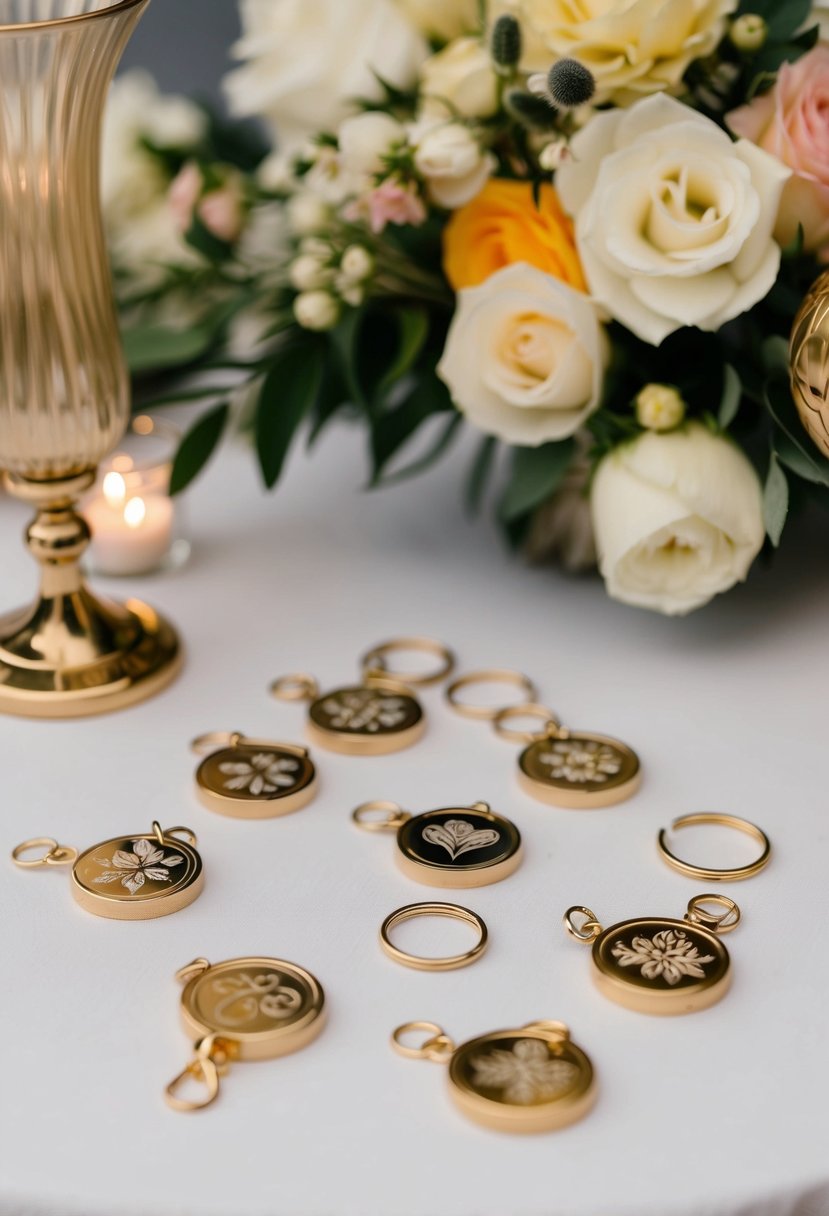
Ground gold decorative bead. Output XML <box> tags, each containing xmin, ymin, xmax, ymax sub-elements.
<box><xmin>790</xmin><ymin>270</ymin><xmax>829</xmax><ymax>460</ymax></box>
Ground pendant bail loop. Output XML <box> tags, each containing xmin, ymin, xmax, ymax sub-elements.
<box><xmin>269</xmin><ymin>673</ymin><xmax>320</xmax><ymax>703</ymax></box>
<box><xmin>351</xmin><ymin>801</ymin><xmax>411</xmax><ymax>832</ymax></box>
<box><xmin>391</xmin><ymin>1022</ymin><xmax>456</xmax><ymax>1062</ymax></box>
<box><xmin>190</xmin><ymin>731</ymin><xmax>244</xmax><ymax>755</ymax></box>
<box><xmin>165</xmin><ymin>1035</ymin><xmax>229</xmax><ymax>1112</ymax></box>
<box><xmin>11</xmin><ymin>837</ymin><xmax>78</xmax><ymax>868</ymax></box>
<box><xmin>563</xmin><ymin>906</ymin><xmax>603</xmax><ymax>943</ymax></box>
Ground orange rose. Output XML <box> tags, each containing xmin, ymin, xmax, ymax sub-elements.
<box><xmin>443</xmin><ymin>178</ymin><xmax>586</xmax><ymax>292</ymax></box>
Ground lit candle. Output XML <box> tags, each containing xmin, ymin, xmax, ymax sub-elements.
<box><xmin>85</xmin><ymin>469</ymin><xmax>174</xmax><ymax>576</ymax></box>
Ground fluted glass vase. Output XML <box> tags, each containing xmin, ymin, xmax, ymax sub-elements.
<box><xmin>0</xmin><ymin>0</ymin><xmax>181</xmax><ymax>717</ymax></box>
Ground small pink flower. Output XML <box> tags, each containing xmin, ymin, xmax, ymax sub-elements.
<box><xmin>728</xmin><ymin>48</ymin><xmax>829</xmax><ymax>257</ymax></box>
<box><xmin>344</xmin><ymin>177</ymin><xmax>427</xmax><ymax>234</ymax></box>
<box><xmin>199</xmin><ymin>187</ymin><xmax>244</xmax><ymax>243</ymax></box>
<box><xmin>168</xmin><ymin>161</ymin><xmax>203</xmax><ymax>233</ymax></box>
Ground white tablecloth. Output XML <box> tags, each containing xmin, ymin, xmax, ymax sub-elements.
<box><xmin>1</xmin><ymin>423</ymin><xmax>828</xmax><ymax>1216</ymax></box>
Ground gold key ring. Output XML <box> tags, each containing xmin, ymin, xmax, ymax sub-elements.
<box><xmin>380</xmin><ymin>903</ymin><xmax>489</xmax><ymax>971</ymax></box>
<box><xmin>657</xmin><ymin>813</ymin><xmax>771</xmax><ymax>881</ymax></box>
<box><xmin>445</xmin><ymin>669</ymin><xmax>539</xmax><ymax>721</ymax></box>
<box><xmin>11</xmin><ymin>837</ymin><xmax>78</xmax><ymax>868</ymax></box>
<box><xmin>361</xmin><ymin>637</ymin><xmax>456</xmax><ymax>687</ymax></box>
<box><xmin>493</xmin><ymin>703</ymin><xmax>563</xmax><ymax>743</ymax></box>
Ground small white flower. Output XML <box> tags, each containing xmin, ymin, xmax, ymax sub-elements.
<box><xmin>337</xmin><ymin>277</ymin><xmax>366</xmax><ymax>307</ymax></box>
<box><xmin>338</xmin><ymin>112</ymin><xmax>406</xmax><ymax>178</ymax></box>
<box><xmin>412</xmin><ymin>120</ymin><xmax>495</xmax><ymax>209</ymax></box>
<box><xmin>92</xmin><ymin>838</ymin><xmax>184</xmax><ymax>896</ymax></box>
<box><xmin>538</xmin><ymin>739</ymin><xmax>622</xmax><ymax>784</ymax></box>
<box><xmin>612</xmin><ymin>930</ymin><xmax>716</xmax><ymax>986</ymax></box>
<box><xmin>635</xmin><ymin>384</ymin><xmax>687</xmax><ymax>432</ymax></box>
<box><xmin>218</xmin><ymin>752</ymin><xmax>301</xmax><ymax>796</ymax></box>
<box><xmin>471</xmin><ymin>1039</ymin><xmax>578</xmax><ymax>1105</ymax></box>
<box><xmin>538</xmin><ymin>138</ymin><xmax>571</xmax><ymax>172</ymax></box>
<box><xmin>321</xmin><ymin>691</ymin><xmax>409</xmax><ymax>732</ymax></box>
<box><xmin>294</xmin><ymin>291</ymin><xmax>341</xmax><ymax>331</ymax></box>
<box><xmin>729</xmin><ymin>13</ymin><xmax>768</xmax><ymax>51</ymax></box>
<box><xmin>286</xmin><ymin>193</ymin><xmax>332</xmax><ymax>236</ymax></box>
<box><xmin>290</xmin><ymin>254</ymin><xmax>334</xmax><ymax>291</ymax></box>
<box><xmin>340</xmin><ymin>245</ymin><xmax>375</xmax><ymax>282</ymax></box>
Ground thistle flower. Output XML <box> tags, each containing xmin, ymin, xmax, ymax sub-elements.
<box><xmin>491</xmin><ymin>14</ymin><xmax>522</xmax><ymax>73</ymax></box>
<box><xmin>505</xmin><ymin>90</ymin><xmax>559</xmax><ymax>131</ymax></box>
<box><xmin>529</xmin><ymin>59</ymin><xmax>596</xmax><ymax>111</ymax></box>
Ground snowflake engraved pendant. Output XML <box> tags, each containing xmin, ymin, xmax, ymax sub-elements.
<box><xmin>393</xmin><ymin>1020</ymin><xmax>596</xmax><ymax>1133</ymax></box>
<box><xmin>194</xmin><ymin>735</ymin><xmax>317</xmax><ymax>819</ymax></box>
<box><xmin>166</xmin><ymin>956</ymin><xmax>326</xmax><ymax>1111</ymax></box>
<box><xmin>565</xmin><ymin>897</ymin><xmax>741</xmax><ymax>1015</ymax></box>
<box><xmin>354</xmin><ymin>801</ymin><xmax>522</xmax><ymax>888</ymax></box>
<box><xmin>518</xmin><ymin>730</ymin><xmax>641</xmax><ymax>809</ymax></box>
<box><xmin>72</xmin><ymin>826</ymin><xmax>203</xmax><ymax>920</ymax></box>
<box><xmin>307</xmin><ymin>678</ymin><xmax>424</xmax><ymax>756</ymax></box>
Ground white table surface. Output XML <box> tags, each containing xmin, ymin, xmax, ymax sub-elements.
<box><xmin>1</xmin><ymin>422</ymin><xmax>828</xmax><ymax>1216</ymax></box>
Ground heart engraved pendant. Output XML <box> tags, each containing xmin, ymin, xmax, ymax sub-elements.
<box><xmin>392</xmin><ymin>1020</ymin><xmax>596</xmax><ymax>1133</ymax></box>
<box><xmin>165</xmin><ymin>956</ymin><xmax>326</xmax><ymax>1111</ymax></box>
<box><xmin>564</xmin><ymin>895</ymin><xmax>741</xmax><ymax>1015</ymax></box>
<box><xmin>353</xmin><ymin>801</ymin><xmax>522</xmax><ymax>888</ymax></box>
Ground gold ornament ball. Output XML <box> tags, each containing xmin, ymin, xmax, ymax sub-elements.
<box><xmin>790</xmin><ymin>269</ymin><xmax>829</xmax><ymax>460</ymax></box>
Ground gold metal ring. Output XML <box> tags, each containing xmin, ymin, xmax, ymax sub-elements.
<box><xmin>361</xmin><ymin>637</ymin><xmax>456</xmax><ymax>687</ymax></box>
<box><xmin>445</xmin><ymin>669</ymin><xmax>540</xmax><ymax>720</ymax></box>
<box><xmin>163</xmin><ymin>826</ymin><xmax>199</xmax><ymax>847</ymax></box>
<box><xmin>190</xmin><ymin>731</ymin><xmax>242</xmax><ymax>755</ymax></box>
<box><xmin>657</xmin><ymin>813</ymin><xmax>771</xmax><ymax>881</ymax></box>
<box><xmin>351</xmin><ymin>801</ymin><xmax>411</xmax><ymax>832</ymax></box>
<box><xmin>563</xmin><ymin>906</ymin><xmax>603</xmax><ymax>943</ymax></box>
<box><xmin>269</xmin><ymin>673</ymin><xmax>320</xmax><ymax>702</ymax></box>
<box><xmin>493</xmin><ymin>702</ymin><xmax>562</xmax><ymax>743</ymax></box>
<box><xmin>391</xmin><ymin>1022</ymin><xmax>455</xmax><ymax>1061</ymax></box>
<box><xmin>380</xmin><ymin>903</ymin><xmax>488</xmax><ymax>971</ymax></box>
<box><xmin>11</xmin><ymin>837</ymin><xmax>78</xmax><ymax>868</ymax></box>
<box><xmin>686</xmin><ymin>894</ymin><xmax>741</xmax><ymax>934</ymax></box>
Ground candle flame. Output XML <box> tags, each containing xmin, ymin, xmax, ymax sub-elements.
<box><xmin>103</xmin><ymin>471</ymin><xmax>127</xmax><ymax>508</ymax></box>
<box><xmin>124</xmin><ymin>497</ymin><xmax>146</xmax><ymax>529</ymax></box>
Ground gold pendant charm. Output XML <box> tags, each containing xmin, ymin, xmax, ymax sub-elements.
<box><xmin>353</xmin><ymin>800</ymin><xmax>522</xmax><ymax>887</ymax></box>
<box><xmin>191</xmin><ymin>732</ymin><xmax>317</xmax><ymax>819</ymax></box>
<box><xmin>269</xmin><ymin>637</ymin><xmax>455</xmax><ymax>756</ymax></box>
<box><xmin>564</xmin><ymin>895</ymin><xmax>741</xmax><ymax>1015</ymax></box>
<box><xmin>165</xmin><ymin>955</ymin><xmax>326</xmax><ymax>1111</ymax></box>
<box><xmin>495</xmin><ymin>704</ymin><xmax>640</xmax><ymax>809</ymax></box>
<box><xmin>12</xmin><ymin>823</ymin><xmax>203</xmax><ymax>920</ymax></box>
<box><xmin>392</xmin><ymin>1020</ymin><xmax>596</xmax><ymax>1133</ymax></box>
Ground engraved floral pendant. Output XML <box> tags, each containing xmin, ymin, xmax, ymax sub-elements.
<box><xmin>564</xmin><ymin>897</ymin><xmax>740</xmax><ymax>1015</ymax></box>
<box><xmin>353</xmin><ymin>801</ymin><xmax>523</xmax><ymax>888</ymax></box>
<box><xmin>193</xmin><ymin>734</ymin><xmax>317</xmax><ymax>819</ymax></box>
<box><xmin>393</xmin><ymin>1020</ymin><xmax>596</xmax><ymax>1133</ymax></box>
<box><xmin>166</xmin><ymin>956</ymin><xmax>326</xmax><ymax>1111</ymax></box>
<box><xmin>72</xmin><ymin>826</ymin><xmax>203</xmax><ymax>920</ymax></box>
<box><xmin>517</xmin><ymin>731</ymin><xmax>641</xmax><ymax>809</ymax></box>
<box><xmin>307</xmin><ymin>681</ymin><xmax>424</xmax><ymax>755</ymax></box>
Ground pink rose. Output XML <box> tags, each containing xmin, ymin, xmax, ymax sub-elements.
<box><xmin>728</xmin><ymin>48</ymin><xmax>829</xmax><ymax>257</ymax></box>
<box><xmin>169</xmin><ymin>161</ymin><xmax>245</xmax><ymax>243</ymax></box>
<box><xmin>343</xmin><ymin>177</ymin><xmax>427</xmax><ymax>234</ymax></box>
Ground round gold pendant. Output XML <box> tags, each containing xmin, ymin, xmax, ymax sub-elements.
<box><xmin>392</xmin><ymin>1020</ymin><xmax>596</xmax><ymax>1133</ymax></box>
<box><xmin>517</xmin><ymin>731</ymin><xmax>640</xmax><ymax>809</ymax></box>
<box><xmin>353</xmin><ymin>801</ymin><xmax>522</xmax><ymax>888</ymax></box>
<box><xmin>193</xmin><ymin>735</ymin><xmax>317</xmax><ymax>819</ymax></box>
<box><xmin>307</xmin><ymin>679</ymin><xmax>424</xmax><ymax>755</ymax></box>
<box><xmin>178</xmin><ymin>956</ymin><xmax>326</xmax><ymax>1060</ymax></box>
<box><xmin>68</xmin><ymin>827</ymin><xmax>203</xmax><ymax>920</ymax></box>
<box><xmin>565</xmin><ymin>897</ymin><xmax>740</xmax><ymax>1015</ymax></box>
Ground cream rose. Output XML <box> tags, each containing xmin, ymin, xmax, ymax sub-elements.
<box><xmin>395</xmin><ymin>0</ymin><xmax>480</xmax><ymax>41</ymax></box>
<box><xmin>591</xmin><ymin>423</ymin><xmax>765</xmax><ymax>615</ymax></box>
<box><xmin>556</xmin><ymin>93</ymin><xmax>791</xmax><ymax>346</ymax></box>
<box><xmin>437</xmin><ymin>263</ymin><xmax>606</xmax><ymax>444</ymax></box>
<box><xmin>420</xmin><ymin>38</ymin><xmax>499</xmax><ymax>119</ymax></box>
<box><xmin>224</xmin><ymin>0</ymin><xmax>427</xmax><ymax>151</ymax></box>
<box><xmin>412</xmin><ymin>121</ymin><xmax>495</xmax><ymax>208</ymax></box>
<box><xmin>728</xmin><ymin>47</ymin><xmax>829</xmax><ymax>257</ymax></box>
<box><xmin>513</xmin><ymin>0</ymin><xmax>736</xmax><ymax>105</ymax></box>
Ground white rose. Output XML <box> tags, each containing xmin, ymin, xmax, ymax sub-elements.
<box><xmin>395</xmin><ymin>0</ymin><xmax>479</xmax><ymax>40</ymax></box>
<box><xmin>419</xmin><ymin>38</ymin><xmax>499</xmax><ymax>119</ymax></box>
<box><xmin>412</xmin><ymin>121</ymin><xmax>495</xmax><ymax>208</ymax></box>
<box><xmin>224</xmin><ymin>0</ymin><xmax>428</xmax><ymax>151</ymax></box>
<box><xmin>591</xmin><ymin>423</ymin><xmax>765</xmax><ymax>615</ymax></box>
<box><xmin>338</xmin><ymin>112</ymin><xmax>406</xmax><ymax>177</ymax></box>
<box><xmin>514</xmin><ymin>0</ymin><xmax>736</xmax><ymax>105</ymax></box>
<box><xmin>438</xmin><ymin>263</ymin><xmax>607</xmax><ymax>444</ymax></box>
<box><xmin>102</xmin><ymin>70</ymin><xmax>207</xmax><ymax>282</ymax></box>
<box><xmin>556</xmin><ymin>93</ymin><xmax>791</xmax><ymax>346</ymax></box>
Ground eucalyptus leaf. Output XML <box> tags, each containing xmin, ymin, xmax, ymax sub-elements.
<box><xmin>764</xmin><ymin>372</ymin><xmax>829</xmax><ymax>488</ymax></box>
<box><xmin>256</xmin><ymin>342</ymin><xmax>323</xmax><ymax>489</ymax></box>
<box><xmin>123</xmin><ymin>324</ymin><xmax>216</xmax><ymax>375</ymax></box>
<box><xmin>719</xmin><ymin>365</ymin><xmax>742</xmax><ymax>430</ymax></box>
<box><xmin>169</xmin><ymin>402</ymin><xmax>229</xmax><ymax>495</ymax></box>
<box><xmin>370</xmin><ymin>373</ymin><xmax>454</xmax><ymax>481</ymax></box>
<box><xmin>498</xmin><ymin>439</ymin><xmax>576</xmax><ymax>523</ymax></box>
<box><xmin>372</xmin><ymin>413</ymin><xmax>462</xmax><ymax>487</ymax></box>
<box><xmin>466</xmin><ymin>436</ymin><xmax>498</xmax><ymax>516</ymax></box>
<box><xmin>377</xmin><ymin>306</ymin><xmax>430</xmax><ymax>399</ymax></box>
<box><xmin>763</xmin><ymin>453</ymin><xmax>789</xmax><ymax>546</ymax></box>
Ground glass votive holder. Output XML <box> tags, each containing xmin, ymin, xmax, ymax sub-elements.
<box><xmin>84</xmin><ymin>415</ymin><xmax>190</xmax><ymax>577</ymax></box>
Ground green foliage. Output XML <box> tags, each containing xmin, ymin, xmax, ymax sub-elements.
<box><xmin>256</xmin><ymin>340</ymin><xmax>325</xmax><ymax>488</ymax></box>
<box><xmin>719</xmin><ymin>365</ymin><xmax>742</xmax><ymax>430</ymax></box>
<box><xmin>465</xmin><ymin>437</ymin><xmax>498</xmax><ymax>515</ymax></box>
<box><xmin>170</xmin><ymin>402</ymin><xmax>229</xmax><ymax>495</ymax></box>
<box><xmin>123</xmin><ymin>323</ymin><xmax>217</xmax><ymax>376</ymax></box>
<box><xmin>498</xmin><ymin>440</ymin><xmax>576</xmax><ymax>524</ymax></box>
<box><xmin>763</xmin><ymin>451</ymin><xmax>789</xmax><ymax>545</ymax></box>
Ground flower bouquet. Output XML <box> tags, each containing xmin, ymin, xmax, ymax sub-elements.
<box><xmin>108</xmin><ymin>0</ymin><xmax>829</xmax><ymax>615</ymax></box>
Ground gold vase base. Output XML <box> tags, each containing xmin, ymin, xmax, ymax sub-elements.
<box><xmin>0</xmin><ymin>593</ymin><xmax>182</xmax><ymax>719</ymax></box>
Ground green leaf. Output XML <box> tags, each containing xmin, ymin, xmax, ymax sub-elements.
<box><xmin>307</xmin><ymin>362</ymin><xmax>348</xmax><ymax>447</ymax></box>
<box><xmin>498</xmin><ymin>439</ymin><xmax>575</xmax><ymax>523</ymax></box>
<box><xmin>256</xmin><ymin>342</ymin><xmax>323</xmax><ymax>489</ymax></box>
<box><xmin>719</xmin><ymin>364</ymin><xmax>742</xmax><ymax>430</ymax></box>
<box><xmin>185</xmin><ymin>214</ymin><xmax>234</xmax><ymax>263</ymax></box>
<box><xmin>123</xmin><ymin>324</ymin><xmax>215</xmax><ymax>375</ymax></box>
<box><xmin>763</xmin><ymin>452</ymin><xmax>789</xmax><ymax>546</ymax></box>
<box><xmin>372</xmin><ymin>413</ymin><xmax>462</xmax><ymax>487</ymax></box>
<box><xmin>370</xmin><ymin>373</ymin><xmax>454</xmax><ymax>481</ymax></box>
<box><xmin>330</xmin><ymin>308</ymin><xmax>368</xmax><ymax>411</ymax></box>
<box><xmin>377</xmin><ymin>306</ymin><xmax>430</xmax><ymax>399</ymax></box>
<box><xmin>774</xmin><ymin>432</ymin><xmax>829</xmax><ymax>484</ymax></box>
<box><xmin>169</xmin><ymin>402</ymin><xmax>229</xmax><ymax>495</ymax></box>
<box><xmin>765</xmin><ymin>371</ymin><xmax>829</xmax><ymax>487</ymax></box>
<box><xmin>764</xmin><ymin>0</ymin><xmax>811</xmax><ymax>42</ymax></box>
<box><xmin>466</xmin><ymin>436</ymin><xmax>498</xmax><ymax>515</ymax></box>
